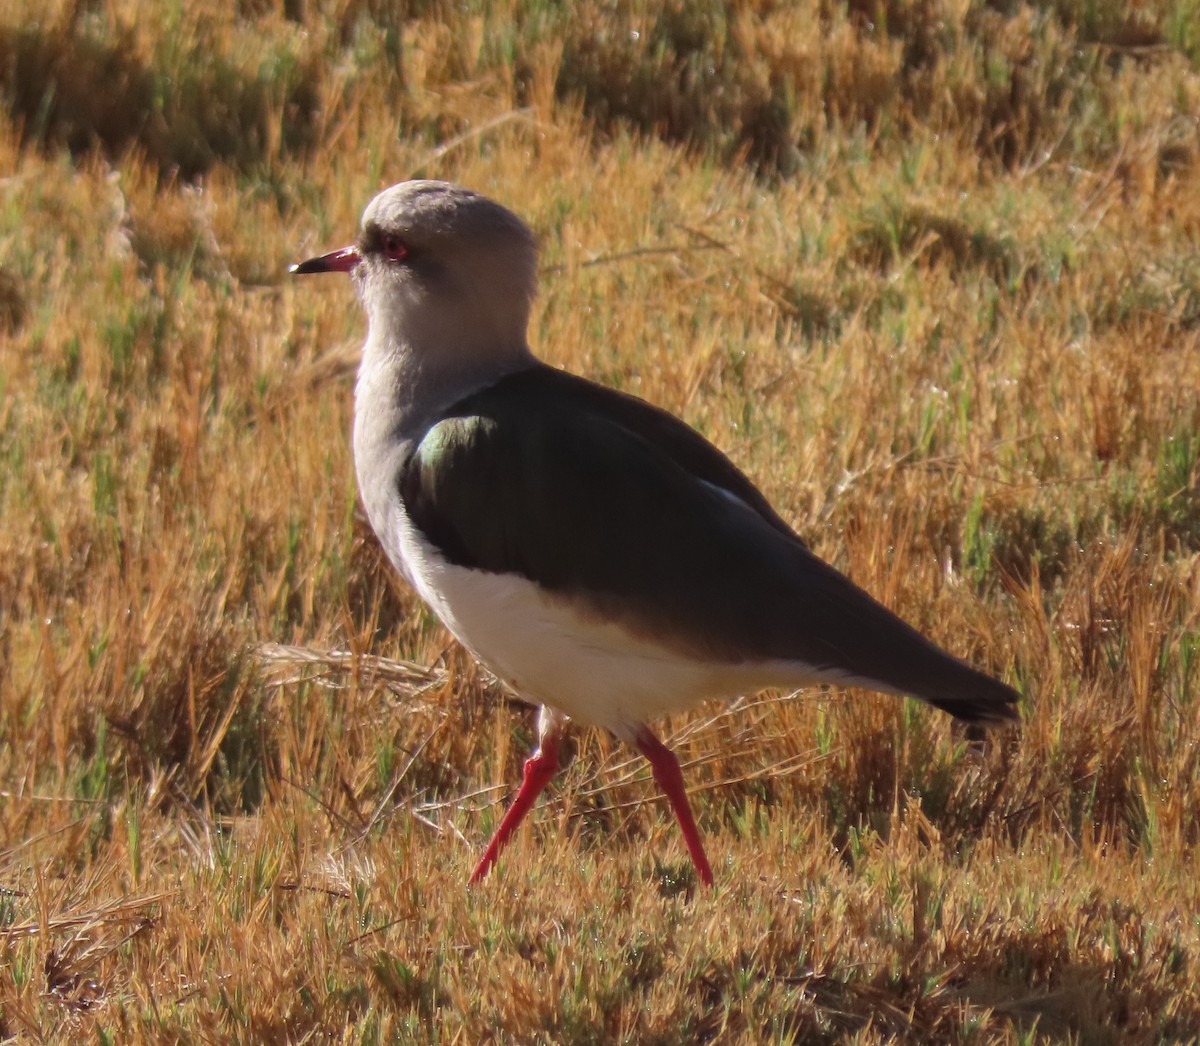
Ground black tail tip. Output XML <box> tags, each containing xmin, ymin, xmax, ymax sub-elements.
<box><xmin>934</xmin><ymin>679</ymin><xmax>1022</xmax><ymax>725</ymax></box>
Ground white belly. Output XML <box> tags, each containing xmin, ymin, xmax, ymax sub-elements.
<box><xmin>387</xmin><ymin>505</ymin><xmax>792</xmax><ymax>739</ymax></box>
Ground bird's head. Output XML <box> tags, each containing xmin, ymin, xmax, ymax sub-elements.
<box><xmin>291</xmin><ymin>180</ymin><xmax>538</xmax><ymax>364</ymax></box>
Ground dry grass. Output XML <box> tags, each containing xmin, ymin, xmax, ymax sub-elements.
<box><xmin>2</xmin><ymin>0</ymin><xmax>1199</xmax><ymax>1042</ymax></box>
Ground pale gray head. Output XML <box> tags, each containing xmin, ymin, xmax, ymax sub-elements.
<box><xmin>291</xmin><ymin>180</ymin><xmax>539</xmax><ymax>364</ymax></box>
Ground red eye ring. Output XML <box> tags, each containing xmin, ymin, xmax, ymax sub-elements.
<box><xmin>382</xmin><ymin>235</ymin><xmax>408</xmax><ymax>261</ymax></box>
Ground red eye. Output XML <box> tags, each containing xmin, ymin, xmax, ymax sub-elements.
<box><xmin>382</xmin><ymin>235</ymin><xmax>408</xmax><ymax>261</ymax></box>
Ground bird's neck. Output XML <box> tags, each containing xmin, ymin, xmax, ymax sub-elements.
<box><xmin>352</xmin><ymin>324</ymin><xmax>535</xmax><ymax>536</ymax></box>
<box><xmin>350</xmin><ymin>282</ymin><xmax>537</xmax><ymax>556</ymax></box>
<box><xmin>356</xmin><ymin>325</ymin><xmax>533</xmax><ymax>437</ymax></box>
<box><xmin>356</xmin><ymin>281</ymin><xmax>535</xmax><ymax>433</ymax></box>
<box><xmin>352</xmin><ymin>325</ymin><xmax>532</xmax><ymax>547</ymax></box>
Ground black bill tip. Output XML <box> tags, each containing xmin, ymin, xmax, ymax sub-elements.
<box><xmin>289</xmin><ymin>245</ymin><xmax>361</xmax><ymax>275</ymax></box>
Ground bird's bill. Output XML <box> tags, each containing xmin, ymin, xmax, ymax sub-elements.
<box><xmin>288</xmin><ymin>245</ymin><xmax>361</xmax><ymax>275</ymax></box>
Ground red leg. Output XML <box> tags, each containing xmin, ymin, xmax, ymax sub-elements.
<box><xmin>633</xmin><ymin>727</ymin><xmax>715</xmax><ymax>886</ymax></box>
<box><xmin>470</xmin><ymin>732</ymin><xmax>561</xmax><ymax>884</ymax></box>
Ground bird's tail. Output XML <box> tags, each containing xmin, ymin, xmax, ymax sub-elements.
<box><xmin>912</xmin><ymin>661</ymin><xmax>1021</xmax><ymax>724</ymax></box>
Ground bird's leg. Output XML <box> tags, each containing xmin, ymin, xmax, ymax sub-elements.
<box><xmin>633</xmin><ymin>726</ymin><xmax>715</xmax><ymax>886</ymax></box>
<box><xmin>470</xmin><ymin>706</ymin><xmax>566</xmax><ymax>883</ymax></box>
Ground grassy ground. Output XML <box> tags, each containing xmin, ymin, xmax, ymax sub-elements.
<box><xmin>2</xmin><ymin>0</ymin><xmax>1199</xmax><ymax>1041</ymax></box>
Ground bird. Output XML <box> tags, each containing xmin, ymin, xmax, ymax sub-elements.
<box><xmin>290</xmin><ymin>180</ymin><xmax>1020</xmax><ymax>886</ymax></box>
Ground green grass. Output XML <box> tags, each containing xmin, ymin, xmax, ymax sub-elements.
<box><xmin>2</xmin><ymin>0</ymin><xmax>1200</xmax><ymax>1042</ymax></box>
